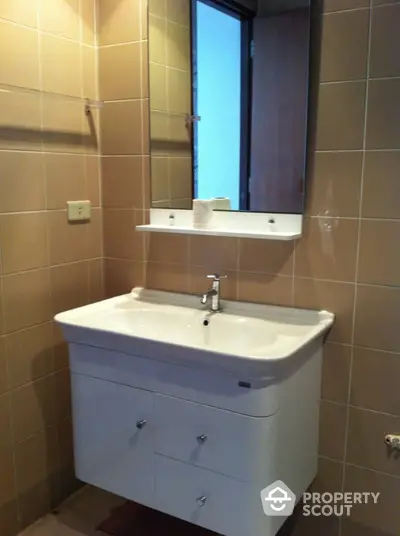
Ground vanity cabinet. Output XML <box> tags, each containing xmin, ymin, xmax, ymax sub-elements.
<box><xmin>69</xmin><ymin>341</ymin><xmax>322</xmax><ymax>536</ymax></box>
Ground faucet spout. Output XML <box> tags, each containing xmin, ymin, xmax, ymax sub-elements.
<box><xmin>200</xmin><ymin>274</ymin><xmax>227</xmax><ymax>312</ymax></box>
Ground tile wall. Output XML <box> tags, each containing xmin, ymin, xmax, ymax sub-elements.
<box><xmin>0</xmin><ymin>1</ymin><xmax>101</xmax><ymax>535</ymax></box>
<box><xmin>100</xmin><ymin>1</ymin><xmax>400</xmax><ymax>536</ymax></box>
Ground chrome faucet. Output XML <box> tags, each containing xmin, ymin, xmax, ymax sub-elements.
<box><xmin>200</xmin><ymin>273</ymin><xmax>227</xmax><ymax>312</ymax></box>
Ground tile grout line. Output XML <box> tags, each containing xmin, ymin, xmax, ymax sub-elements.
<box><xmin>340</xmin><ymin>4</ymin><xmax>373</xmax><ymax>535</ymax></box>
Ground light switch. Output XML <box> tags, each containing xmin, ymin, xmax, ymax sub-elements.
<box><xmin>67</xmin><ymin>200</ymin><xmax>91</xmax><ymax>222</ymax></box>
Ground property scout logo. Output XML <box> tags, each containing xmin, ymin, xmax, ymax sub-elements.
<box><xmin>261</xmin><ymin>480</ymin><xmax>380</xmax><ymax>517</ymax></box>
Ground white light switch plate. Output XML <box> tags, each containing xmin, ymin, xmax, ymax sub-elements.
<box><xmin>67</xmin><ymin>200</ymin><xmax>91</xmax><ymax>221</ymax></box>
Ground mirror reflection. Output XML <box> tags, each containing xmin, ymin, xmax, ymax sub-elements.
<box><xmin>148</xmin><ymin>0</ymin><xmax>312</xmax><ymax>214</ymax></box>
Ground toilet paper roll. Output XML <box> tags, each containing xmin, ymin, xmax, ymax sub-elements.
<box><xmin>193</xmin><ymin>199</ymin><xmax>214</xmax><ymax>229</ymax></box>
<box><xmin>212</xmin><ymin>197</ymin><xmax>232</xmax><ymax>211</ymax></box>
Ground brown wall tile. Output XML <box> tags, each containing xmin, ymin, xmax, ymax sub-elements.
<box><xmin>104</xmin><ymin>209</ymin><xmax>144</xmax><ymax>260</ymax></box>
<box><xmin>324</xmin><ymin>0</ymin><xmax>369</xmax><ymax>11</ymax></box>
<box><xmin>294</xmin><ymin>278</ymin><xmax>355</xmax><ymax>344</ymax></box>
<box><xmin>190</xmin><ymin>236</ymin><xmax>238</xmax><ymax>272</ymax></box>
<box><xmin>50</xmin><ymin>262</ymin><xmax>90</xmax><ymax>316</ymax></box>
<box><xmin>102</xmin><ymin>157</ymin><xmax>144</xmax><ymax>208</ymax></box>
<box><xmin>362</xmin><ymin>152</ymin><xmax>400</xmax><ymax>220</ymax></box>
<box><xmin>0</xmin><ymin>392</ymin><xmax>12</xmax><ymax>445</ymax></box>
<box><xmin>354</xmin><ymin>285</ymin><xmax>400</xmax><ymax>353</ymax></box>
<box><xmin>2</xmin><ymin>270</ymin><xmax>52</xmax><ymax>333</ymax></box>
<box><xmin>370</xmin><ymin>3</ymin><xmax>400</xmax><ymax>78</ymax></box>
<box><xmin>0</xmin><ymin>213</ymin><xmax>48</xmax><ymax>275</ymax></box>
<box><xmin>238</xmin><ymin>273</ymin><xmax>293</xmax><ymax>307</ymax></box>
<box><xmin>320</xmin><ymin>9</ymin><xmax>369</xmax><ymax>82</ymax></box>
<box><xmin>347</xmin><ymin>407</ymin><xmax>400</xmax><ymax>476</ymax></box>
<box><xmin>239</xmin><ymin>239</ymin><xmax>294</xmax><ymax>276</ymax></box>
<box><xmin>358</xmin><ymin>220</ymin><xmax>400</xmax><ymax>286</ymax></box>
<box><xmin>0</xmin><ymin>441</ymin><xmax>17</xmax><ymax>512</ymax></box>
<box><xmin>319</xmin><ymin>400</ymin><xmax>347</xmax><ymax>460</ymax></box>
<box><xmin>307</xmin><ymin>152</ymin><xmax>362</xmax><ymax>218</ymax></box>
<box><xmin>145</xmin><ymin>262</ymin><xmax>189</xmax><ymax>293</ymax></box>
<box><xmin>321</xmin><ymin>343</ymin><xmax>351</xmax><ymax>404</ymax></box>
<box><xmin>295</xmin><ymin>217</ymin><xmax>358</xmax><ymax>282</ymax></box>
<box><xmin>344</xmin><ymin>465</ymin><xmax>400</xmax><ymax>536</ymax></box>
<box><xmin>366</xmin><ymin>79</ymin><xmax>400</xmax><ymax>149</ymax></box>
<box><xmin>0</xmin><ymin>339</ymin><xmax>7</xmax><ymax>395</ymax></box>
<box><xmin>104</xmin><ymin>258</ymin><xmax>145</xmax><ymax>297</ymax></box>
<box><xmin>41</xmin><ymin>34</ymin><xmax>82</xmax><ymax>98</ymax></box>
<box><xmin>351</xmin><ymin>347</ymin><xmax>400</xmax><ymax>415</ymax></box>
<box><xmin>166</xmin><ymin>21</ymin><xmax>190</xmax><ymax>71</ymax></box>
<box><xmin>315</xmin><ymin>82</ymin><xmax>366</xmax><ymax>150</ymax></box>
<box><xmin>0</xmin><ymin>92</ymin><xmax>42</xmax><ymax>152</ymax></box>
<box><xmin>45</xmin><ymin>154</ymin><xmax>86</xmax><ymax>210</ymax></box>
<box><xmin>47</xmin><ymin>211</ymin><xmax>88</xmax><ymax>265</ymax></box>
<box><xmin>147</xmin><ymin>233</ymin><xmax>189</xmax><ymax>264</ymax></box>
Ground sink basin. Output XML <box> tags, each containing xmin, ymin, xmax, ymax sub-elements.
<box><xmin>55</xmin><ymin>288</ymin><xmax>334</xmax><ymax>379</ymax></box>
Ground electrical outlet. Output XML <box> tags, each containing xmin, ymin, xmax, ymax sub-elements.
<box><xmin>67</xmin><ymin>200</ymin><xmax>91</xmax><ymax>222</ymax></box>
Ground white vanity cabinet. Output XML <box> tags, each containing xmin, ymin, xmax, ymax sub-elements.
<box><xmin>69</xmin><ymin>340</ymin><xmax>322</xmax><ymax>536</ymax></box>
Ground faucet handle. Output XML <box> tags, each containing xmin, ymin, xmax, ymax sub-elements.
<box><xmin>206</xmin><ymin>273</ymin><xmax>227</xmax><ymax>281</ymax></box>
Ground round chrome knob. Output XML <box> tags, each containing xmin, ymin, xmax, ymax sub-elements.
<box><xmin>136</xmin><ymin>419</ymin><xmax>147</xmax><ymax>429</ymax></box>
<box><xmin>197</xmin><ymin>434</ymin><xmax>208</xmax><ymax>444</ymax></box>
<box><xmin>196</xmin><ymin>496</ymin><xmax>207</xmax><ymax>507</ymax></box>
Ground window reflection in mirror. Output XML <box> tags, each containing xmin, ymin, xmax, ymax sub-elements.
<box><xmin>148</xmin><ymin>0</ymin><xmax>312</xmax><ymax>214</ymax></box>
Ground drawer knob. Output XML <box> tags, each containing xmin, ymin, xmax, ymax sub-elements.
<box><xmin>197</xmin><ymin>434</ymin><xmax>208</xmax><ymax>444</ymax></box>
<box><xmin>196</xmin><ymin>496</ymin><xmax>207</xmax><ymax>507</ymax></box>
<box><xmin>136</xmin><ymin>419</ymin><xmax>147</xmax><ymax>430</ymax></box>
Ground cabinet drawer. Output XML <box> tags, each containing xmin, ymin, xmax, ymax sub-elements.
<box><xmin>71</xmin><ymin>374</ymin><xmax>154</xmax><ymax>505</ymax></box>
<box><xmin>154</xmin><ymin>394</ymin><xmax>276</xmax><ymax>482</ymax></box>
<box><xmin>155</xmin><ymin>456</ymin><xmax>268</xmax><ymax>536</ymax></box>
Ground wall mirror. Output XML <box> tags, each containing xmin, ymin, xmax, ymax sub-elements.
<box><xmin>148</xmin><ymin>0</ymin><xmax>312</xmax><ymax>215</ymax></box>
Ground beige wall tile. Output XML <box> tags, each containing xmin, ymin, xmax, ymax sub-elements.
<box><xmin>358</xmin><ymin>220</ymin><xmax>400</xmax><ymax>286</ymax></box>
<box><xmin>5</xmin><ymin>323</ymin><xmax>53</xmax><ymax>390</ymax></box>
<box><xmin>320</xmin><ymin>9</ymin><xmax>369</xmax><ymax>82</ymax></box>
<box><xmin>100</xmin><ymin>42</ymin><xmax>142</xmax><ymax>100</ymax></box>
<box><xmin>190</xmin><ymin>236</ymin><xmax>238</xmax><ymax>271</ymax></box>
<box><xmin>151</xmin><ymin>157</ymin><xmax>169</xmax><ymax>201</ymax></box>
<box><xmin>103</xmin><ymin>209</ymin><xmax>144</xmax><ymax>260</ymax></box>
<box><xmin>238</xmin><ymin>273</ymin><xmax>293</xmax><ymax>307</ymax></box>
<box><xmin>101</xmin><ymin>101</ymin><xmax>143</xmax><ymax>155</ymax></box>
<box><xmin>239</xmin><ymin>239</ymin><xmax>294</xmax><ymax>276</ymax></box>
<box><xmin>166</xmin><ymin>21</ymin><xmax>190</xmax><ymax>71</ymax></box>
<box><xmin>169</xmin><ymin>157</ymin><xmax>192</xmax><ymax>200</ymax></box>
<box><xmin>98</xmin><ymin>0</ymin><xmax>141</xmax><ymax>45</ymax></box>
<box><xmin>0</xmin><ymin>152</ymin><xmax>45</xmax><ymax>214</ymax></box>
<box><xmin>294</xmin><ymin>278</ymin><xmax>355</xmax><ymax>344</ymax></box>
<box><xmin>2</xmin><ymin>269</ymin><xmax>52</xmax><ymax>333</ymax></box>
<box><xmin>0</xmin><ymin>0</ymin><xmax>38</xmax><ymax>27</ymax></box>
<box><xmin>81</xmin><ymin>0</ymin><xmax>96</xmax><ymax>45</ymax></box>
<box><xmin>82</xmin><ymin>45</ymin><xmax>98</xmax><ymax>100</ymax></box>
<box><xmin>321</xmin><ymin>343</ymin><xmax>351</xmax><ymax>404</ymax></box>
<box><xmin>351</xmin><ymin>347</ymin><xmax>400</xmax><ymax>415</ymax></box>
<box><xmin>189</xmin><ymin>267</ymin><xmax>238</xmax><ymax>301</ymax></box>
<box><xmin>366</xmin><ymin>79</ymin><xmax>400</xmax><ymax>149</ymax></box>
<box><xmin>42</xmin><ymin>99</ymin><xmax>84</xmax><ymax>154</ymax></box>
<box><xmin>166</xmin><ymin>0</ymin><xmax>190</xmax><ymax>26</ymax></box>
<box><xmin>295</xmin><ymin>218</ymin><xmax>358</xmax><ymax>282</ymax></box>
<box><xmin>47</xmin><ymin>211</ymin><xmax>88</xmax><ymax>265</ymax></box>
<box><xmin>362</xmin><ymin>152</ymin><xmax>400</xmax><ymax>219</ymax></box>
<box><xmin>149</xmin><ymin>0</ymin><xmax>166</xmax><ymax>17</ymax></box>
<box><xmin>347</xmin><ymin>407</ymin><xmax>400</xmax><ymax>476</ymax></box>
<box><xmin>319</xmin><ymin>400</ymin><xmax>347</xmax><ymax>460</ymax></box>
<box><xmin>354</xmin><ymin>285</ymin><xmax>400</xmax><ymax>353</ymax></box>
<box><xmin>147</xmin><ymin>233</ymin><xmax>188</xmax><ymax>264</ymax></box>
<box><xmin>150</xmin><ymin>112</ymin><xmax>169</xmax><ymax>155</ymax></box>
<box><xmin>39</xmin><ymin>0</ymin><xmax>80</xmax><ymax>40</ymax></box>
<box><xmin>41</xmin><ymin>34</ymin><xmax>82</xmax><ymax>98</ymax></box>
<box><xmin>145</xmin><ymin>262</ymin><xmax>189</xmax><ymax>293</ymax></box>
<box><xmin>45</xmin><ymin>154</ymin><xmax>86</xmax><ymax>210</ymax></box>
<box><xmin>168</xmin><ymin>113</ymin><xmax>191</xmax><ymax>155</ymax></box>
<box><xmin>0</xmin><ymin>213</ymin><xmax>48</xmax><ymax>275</ymax></box>
<box><xmin>86</xmin><ymin>156</ymin><xmax>101</xmax><ymax>207</ymax></box>
<box><xmin>0</xmin><ymin>22</ymin><xmax>40</xmax><ymax>90</ymax></box>
<box><xmin>102</xmin><ymin>157</ymin><xmax>144</xmax><ymax>208</ymax></box>
<box><xmin>324</xmin><ymin>0</ymin><xmax>369</xmax><ymax>11</ymax></box>
<box><xmin>150</xmin><ymin>63</ymin><xmax>168</xmax><ymax>111</ymax></box>
<box><xmin>0</xmin><ymin>92</ymin><xmax>42</xmax><ymax>152</ymax></box>
<box><xmin>167</xmin><ymin>69</ymin><xmax>191</xmax><ymax>114</ymax></box>
<box><xmin>307</xmin><ymin>152</ymin><xmax>362</xmax><ymax>218</ymax></box>
<box><xmin>149</xmin><ymin>14</ymin><xmax>166</xmax><ymax>64</ymax></box>
<box><xmin>344</xmin><ymin>465</ymin><xmax>400</xmax><ymax>536</ymax></box>
<box><xmin>50</xmin><ymin>262</ymin><xmax>90</xmax><ymax>316</ymax></box>
<box><xmin>316</xmin><ymin>82</ymin><xmax>366</xmax><ymax>150</ymax></box>
<box><xmin>10</xmin><ymin>376</ymin><xmax>55</xmax><ymax>442</ymax></box>
<box><xmin>104</xmin><ymin>259</ymin><xmax>145</xmax><ymax>297</ymax></box>
<box><xmin>370</xmin><ymin>3</ymin><xmax>400</xmax><ymax>78</ymax></box>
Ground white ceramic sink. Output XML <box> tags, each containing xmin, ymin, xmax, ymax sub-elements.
<box><xmin>55</xmin><ymin>288</ymin><xmax>334</xmax><ymax>379</ymax></box>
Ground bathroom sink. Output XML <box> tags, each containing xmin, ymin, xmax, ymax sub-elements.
<box><xmin>55</xmin><ymin>288</ymin><xmax>334</xmax><ymax>379</ymax></box>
